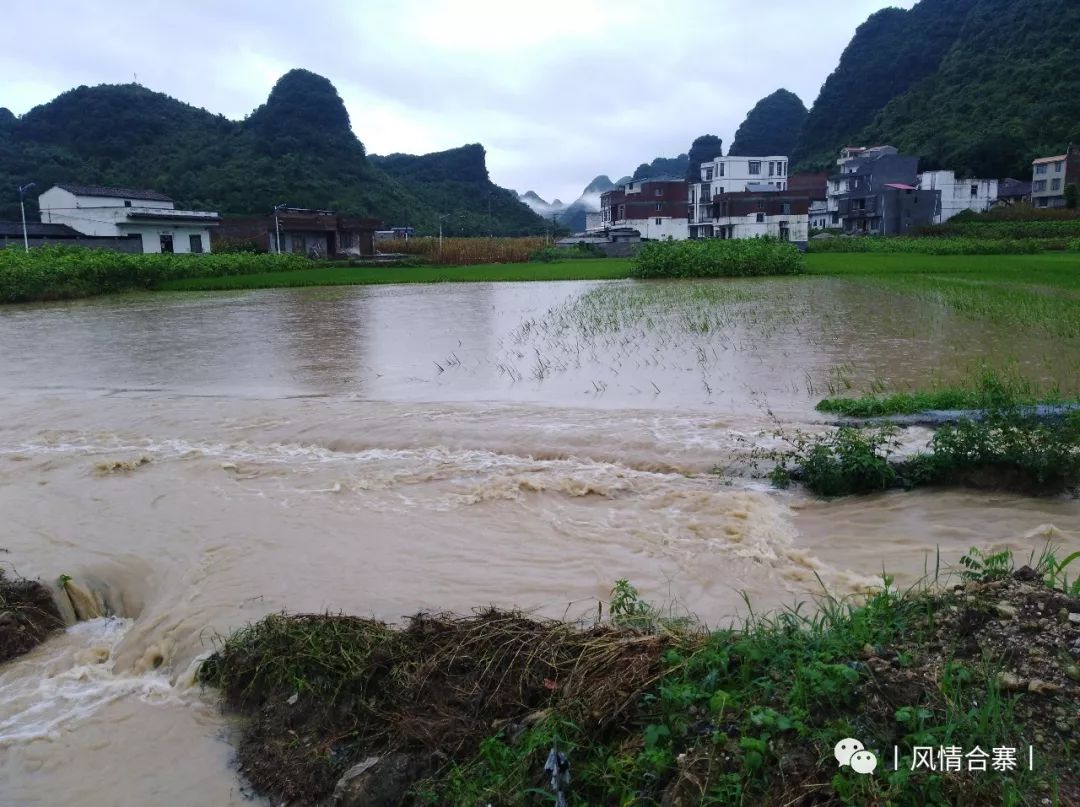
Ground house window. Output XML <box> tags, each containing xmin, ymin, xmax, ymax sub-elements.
<box><xmin>781</xmin><ymin>203</ymin><xmax>792</xmax><ymax>215</ymax></box>
<box><xmin>704</xmin><ymin>168</ymin><xmax>713</xmax><ymax>181</ymax></box>
<box><xmin>627</xmin><ymin>183</ymin><xmax>634</xmax><ymax>191</ymax></box>
<box><xmin>1034</xmin><ymin>180</ymin><xmax>1047</xmax><ymax>192</ymax></box>
<box><xmin>1055</xmin><ymin>162</ymin><xmax>1064</xmax><ymax>173</ymax></box>
<box><xmin>700</xmin><ymin>183</ymin><xmax>711</xmax><ymax>202</ymax></box>
<box><xmin>159</xmin><ymin>234</ymin><xmax>174</xmax><ymax>253</ymax></box>
<box><xmin>124</xmin><ymin>200</ymin><xmax>132</xmax><ymax>207</ymax></box>
<box><xmin>779</xmin><ymin>222</ymin><xmax>790</xmax><ymax>241</ymax></box>
<box><xmin>768</xmin><ymin>162</ymin><xmax>775</xmax><ymax>177</ymax></box>
<box><xmin>755</xmin><ymin>213</ymin><xmax>765</xmax><ymax>223</ymax></box>
<box><xmin>654</xmin><ymin>188</ymin><xmax>663</xmax><ymax>196</ymax></box>
<box><xmin>971</xmin><ymin>184</ymin><xmax>978</xmax><ymax>196</ymax></box>
<box><xmin>656</xmin><ymin>203</ymin><xmax>663</xmax><ymax>211</ymax></box>
<box><xmin>655</xmin><ymin>218</ymin><xmax>662</xmax><ymax>225</ymax></box>
<box><xmin>748</xmin><ymin>161</ymin><xmax>761</xmax><ymax>175</ymax></box>
<box><xmin>1035</xmin><ymin>165</ymin><xmax>1047</xmax><ymax>175</ymax></box>
<box><xmin>189</xmin><ymin>234</ymin><xmax>204</xmax><ymax>253</ymax></box>
<box><xmin>1051</xmin><ymin>178</ymin><xmax>1062</xmax><ymax>191</ymax></box>
<box><xmin>717</xmin><ymin>163</ymin><xmax>725</xmax><ymax>177</ymax></box>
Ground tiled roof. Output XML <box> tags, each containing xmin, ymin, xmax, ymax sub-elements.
<box><xmin>0</xmin><ymin>221</ymin><xmax>81</xmax><ymax>237</ymax></box>
<box><xmin>55</xmin><ymin>183</ymin><xmax>173</xmax><ymax>202</ymax></box>
<box><xmin>1032</xmin><ymin>155</ymin><xmax>1066</xmax><ymax>165</ymax></box>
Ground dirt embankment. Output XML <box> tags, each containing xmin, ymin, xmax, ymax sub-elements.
<box><xmin>0</xmin><ymin>567</ymin><xmax>64</xmax><ymax>663</ymax></box>
<box><xmin>200</xmin><ymin>568</ymin><xmax>1080</xmax><ymax>807</ymax></box>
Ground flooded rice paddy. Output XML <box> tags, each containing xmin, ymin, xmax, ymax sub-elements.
<box><xmin>1</xmin><ymin>277</ymin><xmax>1078</xmax><ymax>805</ymax></box>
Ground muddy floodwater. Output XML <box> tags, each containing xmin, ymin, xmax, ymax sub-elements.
<box><xmin>1</xmin><ymin>278</ymin><xmax>1078</xmax><ymax>806</ymax></box>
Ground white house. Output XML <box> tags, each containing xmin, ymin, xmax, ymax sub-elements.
<box><xmin>37</xmin><ymin>184</ymin><xmax>220</xmax><ymax>254</ymax></box>
<box><xmin>917</xmin><ymin>171</ymin><xmax>998</xmax><ymax>223</ymax></box>
<box><xmin>809</xmin><ymin>199</ymin><xmax>830</xmax><ymax>230</ymax></box>
<box><xmin>689</xmin><ymin>155</ymin><xmax>789</xmax><ymax>228</ymax></box>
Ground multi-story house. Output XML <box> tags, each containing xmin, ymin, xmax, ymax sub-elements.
<box><xmin>599</xmin><ymin>176</ymin><xmax>688</xmax><ymax>240</ymax></box>
<box><xmin>693</xmin><ymin>190</ymin><xmax>810</xmax><ymax>247</ymax></box>
<box><xmin>1031</xmin><ymin>144</ymin><xmax>1080</xmax><ymax>208</ymax></box>
<box><xmin>918</xmin><ymin>171</ymin><xmax>998</xmax><ymax>223</ymax></box>
<box><xmin>827</xmin><ymin>147</ymin><xmax>938</xmax><ymax>234</ymax></box>
<box><xmin>688</xmin><ymin>155</ymin><xmax>790</xmax><ymax>237</ymax></box>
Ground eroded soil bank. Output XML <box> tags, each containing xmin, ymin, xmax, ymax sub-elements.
<box><xmin>200</xmin><ymin>564</ymin><xmax>1080</xmax><ymax>806</ymax></box>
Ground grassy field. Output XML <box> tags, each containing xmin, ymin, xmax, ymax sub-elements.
<box><xmin>805</xmin><ymin>252</ymin><xmax>1080</xmax><ymax>338</ymax></box>
<box><xmin>155</xmin><ymin>259</ymin><xmax>635</xmax><ymax>290</ymax></box>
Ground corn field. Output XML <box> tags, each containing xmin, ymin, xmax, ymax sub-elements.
<box><xmin>379</xmin><ymin>237</ymin><xmax>548</xmax><ymax>265</ymax></box>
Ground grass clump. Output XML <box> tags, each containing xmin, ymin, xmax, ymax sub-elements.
<box><xmin>0</xmin><ymin>567</ymin><xmax>64</xmax><ymax>662</ymax></box>
<box><xmin>631</xmin><ymin>237</ymin><xmax>803</xmax><ymax>278</ymax></box>
<box><xmin>758</xmin><ymin>409</ymin><xmax>1080</xmax><ymax>498</ymax></box>
<box><xmin>197</xmin><ymin>606</ymin><xmax>672</xmax><ymax>804</ymax></box>
<box><xmin>202</xmin><ymin>555</ymin><xmax>1080</xmax><ymax>806</ymax></box>
<box><xmin>817</xmin><ymin>367</ymin><xmax>1071</xmax><ymax>418</ymax></box>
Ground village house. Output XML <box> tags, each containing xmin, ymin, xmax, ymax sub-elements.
<box><xmin>690</xmin><ymin>190</ymin><xmax>811</xmax><ymax>247</ymax></box>
<box><xmin>687</xmin><ymin>155</ymin><xmax>791</xmax><ymax>237</ymax></box>
<box><xmin>995</xmin><ymin>178</ymin><xmax>1032</xmax><ymax>207</ymax></box>
<box><xmin>598</xmin><ymin>176</ymin><xmax>688</xmax><ymax>241</ymax></box>
<box><xmin>215</xmin><ymin>208</ymin><xmax>382</xmax><ymax>257</ymax></box>
<box><xmin>37</xmin><ymin>184</ymin><xmax>219</xmax><ymax>254</ymax></box>
<box><xmin>828</xmin><ymin>147</ymin><xmax>938</xmax><ymax>235</ymax></box>
<box><xmin>918</xmin><ymin>170</ymin><xmax>998</xmax><ymax>223</ymax></box>
<box><xmin>1030</xmin><ymin>144</ymin><xmax>1080</xmax><ymax>208</ymax></box>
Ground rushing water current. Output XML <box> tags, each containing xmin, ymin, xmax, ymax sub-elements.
<box><xmin>1</xmin><ymin>279</ymin><xmax>1078</xmax><ymax>805</ymax></box>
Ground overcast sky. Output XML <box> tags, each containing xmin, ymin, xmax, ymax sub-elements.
<box><xmin>2</xmin><ymin>0</ymin><xmax>916</xmax><ymax>204</ymax></box>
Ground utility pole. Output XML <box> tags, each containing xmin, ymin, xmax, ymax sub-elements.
<box><xmin>273</xmin><ymin>203</ymin><xmax>287</xmax><ymax>253</ymax></box>
<box><xmin>437</xmin><ymin>213</ymin><xmax>452</xmax><ymax>257</ymax></box>
<box><xmin>18</xmin><ymin>182</ymin><xmax>36</xmax><ymax>253</ymax></box>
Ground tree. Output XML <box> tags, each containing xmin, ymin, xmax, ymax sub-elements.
<box><xmin>686</xmin><ymin>135</ymin><xmax>723</xmax><ymax>181</ymax></box>
<box><xmin>1065</xmin><ymin>183</ymin><xmax>1079</xmax><ymax>210</ymax></box>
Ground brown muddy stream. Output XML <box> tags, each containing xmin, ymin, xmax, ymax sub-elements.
<box><xmin>1</xmin><ymin>278</ymin><xmax>1078</xmax><ymax>806</ymax></box>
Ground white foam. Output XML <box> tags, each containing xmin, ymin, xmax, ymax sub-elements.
<box><xmin>0</xmin><ymin>618</ymin><xmax>179</xmax><ymax>745</ymax></box>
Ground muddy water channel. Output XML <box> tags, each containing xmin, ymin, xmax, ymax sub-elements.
<box><xmin>1</xmin><ymin>278</ymin><xmax>1078</xmax><ymax>805</ymax></box>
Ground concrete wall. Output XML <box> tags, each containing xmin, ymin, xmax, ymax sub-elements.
<box><xmin>919</xmin><ymin>171</ymin><xmax>998</xmax><ymax>223</ymax></box>
<box><xmin>619</xmin><ymin>217</ymin><xmax>688</xmax><ymax>241</ymax></box>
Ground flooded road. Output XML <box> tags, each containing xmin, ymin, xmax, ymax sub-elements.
<box><xmin>1</xmin><ymin>279</ymin><xmax>1078</xmax><ymax>805</ymax></box>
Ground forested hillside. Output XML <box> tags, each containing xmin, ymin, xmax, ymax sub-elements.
<box><xmin>729</xmin><ymin>90</ymin><xmax>807</xmax><ymax>157</ymax></box>
<box><xmin>794</xmin><ymin>0</ymin><xmax>1080</xmax><ymax>176</ymax></box>
<box><xmin>0</xmin><ymin>70</ymin><xmax>545</xmax><ymax>235</ymax></box>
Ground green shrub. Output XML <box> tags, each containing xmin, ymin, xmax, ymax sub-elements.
<box><xmin>0</xmin><ymin>245</ymin><xmax>312</xmax><ymax>303</ymax></box>
<box><xmin>630</xmin><ymin>237</ymin><xmax>803</xmax><ymax>278</ymax></box>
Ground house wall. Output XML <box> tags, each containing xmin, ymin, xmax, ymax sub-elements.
<box><xmin>1032</xmin><ymin>156</ymin><xmax>1068</xmax><ymax>207</ymax></box>
<box><xmin>918</xmin><ymin>171</ymin><xmax>998</xmax><ymax>223</ymax></box>
<box><xmin>130</xmin><ymin>225</ymin><xmax>213</xmax><ymax>254</ymax></box>
<box><xmin>602</xmin><ymin>179</ymin><xmax>688</xmax><ymax>240</ymax></box>
<box><xmin>618</xmin><ymin>217</ymin><xmax>688</xmax><ymax>241</ymax></box>
<box><xmin>698</xmin><ymin>156</ymin><xmax>789</xmax><ymax>192</ymax></box>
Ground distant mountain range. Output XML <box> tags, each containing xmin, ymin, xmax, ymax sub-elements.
<box><xmin>0</xmin><ymin>69</ymin><xmax>546</xmax><ymax>235</ymax></box>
